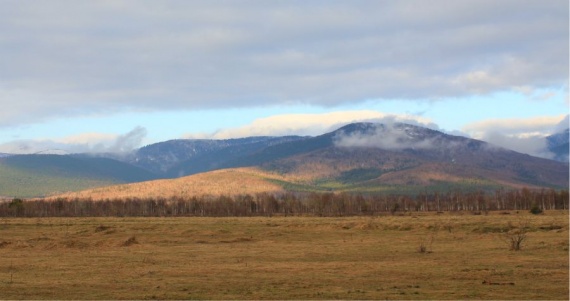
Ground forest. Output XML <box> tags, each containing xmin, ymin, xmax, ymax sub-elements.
<box><xmin>2</xmin><ymin>187</ymin><xmax>568</xmax><ymax>218</ymax></box>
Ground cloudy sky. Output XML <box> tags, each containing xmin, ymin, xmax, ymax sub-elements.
<box><xmin>0</xmin><ymin>1</ymin><xmax>568</xmax><ymax>158</ymax></box>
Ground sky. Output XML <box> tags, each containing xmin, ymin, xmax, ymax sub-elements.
<box><xmin>0</xmin><ymin>1</ymin><xmax>568</xmax><ymax>159</ymax></box>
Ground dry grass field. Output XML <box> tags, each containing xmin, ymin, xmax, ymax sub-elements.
<box><xmin>0</xmin><ymin>211</ymin><xmax>568</xmax><ymax>300</ymax></box>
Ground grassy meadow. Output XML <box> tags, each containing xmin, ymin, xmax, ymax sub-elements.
<box><xmin>0</xmin><ymin>211</ymin><xmax>568</xmax><ymax>300</ymax></box>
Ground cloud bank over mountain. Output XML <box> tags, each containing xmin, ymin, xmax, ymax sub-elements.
<box><xmin>333</xmin><ymin>123</ymin><xmax>441</xmax><ymax>151</ymax></box>
<box><xmin>463</xmin><ymin>114</ymin><xmax>568</xmax><ymax>159</ymax></box>
<box><xmin>0</xmin><ymin>126</ymin><xmax>147</xmax><ymax>155</ymax></box>
<box><xmin>0</xmin><ymin>110</ymin><xmax>566</xmax><ymax>162</ymax></box>
<box><xmin>186</xmin><ymin>111</ymin><xmax>438</xmax><ymax>139</ymax></box>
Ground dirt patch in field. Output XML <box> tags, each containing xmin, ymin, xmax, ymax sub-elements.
<box><xmin>44</xmin><ymin>239</ymin><xmax>90</xmax><ymax>250</ymax></box>
<box><xmin>219</xmin><ymin>237</ymin><xmax>254</xmax><ymax>243</ymax></box>
<box><xmin>95</xmin><ymin>225</ymin><xmax>112</xmax><ymax>232</ymax></box>
<box><xmin>122</xmin><ymin>235</ymin><xmax>139</xmax><ymax>247</ymax></box>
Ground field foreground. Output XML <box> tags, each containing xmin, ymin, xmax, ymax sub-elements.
<box><xmin>0</xmin><ymin>212</ymin><xmax>568</xmax><ymax>300</ymax></box>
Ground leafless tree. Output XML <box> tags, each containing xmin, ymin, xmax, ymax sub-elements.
<box><xmin>500</xmin><ymin>217</ymin><xmax>531</xmax><ymax>251</ymax></box>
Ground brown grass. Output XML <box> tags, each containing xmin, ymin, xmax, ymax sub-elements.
<box><xmin>0</xmin><ymin>211</ymin><xmax>568</xmax><ymax>299</ymax></box>
<box><xmin>51</xmin><ymin>167</ymin><xmax>285</xmax><ymax>200</ymax></box>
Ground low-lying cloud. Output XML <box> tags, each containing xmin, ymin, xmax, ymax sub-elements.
<box><xmin>463</xmin><ymin>114</ymin><xmax>568</xmax><ymax>159</ymax></box>
<box><xmin>333</xmin><ymin>122</ymin><xmax>441</xmax><ymax>151</ymax></box>
<box><xmin>108</xmin><ymin>126</ymin><xmax>147</xmax><ymax>153</ymax></box>
<box><xmin>184</xmin><ymin>111</ymin><xmax>438</xmax><ymax>139</ymax></box>
<box><xmin>0</xmin><ymin>126</ymin><xmax>147</xmax><ymax>155</ymax></box>
<box><xmin>332</xmin><ymin>114</ymin><xmax>569</xmax><ymax>157</ymax></box>
<box><xmin>481</xmin><ymin>131</ymin><xmax>553</xmax><ymax>159</ymax></box>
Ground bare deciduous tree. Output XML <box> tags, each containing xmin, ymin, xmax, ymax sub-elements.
<box><xmin>500</xmin><ymin>218</ymin><xmax>530</xmax><ymax>251</ymax></box>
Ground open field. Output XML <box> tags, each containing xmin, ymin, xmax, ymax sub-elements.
<box><xmin>0</xmin><ymin>212</ymin><xmax>568</xmax><ymax>299</ymax></box>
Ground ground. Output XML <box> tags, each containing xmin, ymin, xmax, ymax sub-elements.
<box><xmin>0</xmin><ymin>211</ymin><xmax>568</xmax><ymax>299</ymax></box>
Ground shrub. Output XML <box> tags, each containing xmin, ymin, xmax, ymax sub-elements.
<box><xmin>500</xmin><ymin>218</ymin><xmax>530</xmax><ymax>251</ymax></box>
<box><xmin>529</xmin><ymin>204</ymin><xmax>543</xmax><ymax>215</ymax></box>
<box><xmin>418</xmin><ymin>224</ymin><xmax>439</xmax><ymax>253</ymax></box>
<box><xmin>8</xmin><ymin>198</ymin><xmax>24</xmax><ymax>216</ymax></box>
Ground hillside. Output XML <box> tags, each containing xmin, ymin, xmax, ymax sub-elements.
<box><xmin>49</xmin><ymin>122</ymin><xmax>569</xmax><ymax>200</ymax></box>
<box><xmin>265</xmin><ymin>123</ymin><xmax>569</xmax><ymax>192</ymax></box>
<box><xmin>51</xmin><ymin>167</ymin><xmax>285</xmax><ymax>200</ymax></box>
<box><xmin>126</xmin><ymin>136</ymin><xmax>305</xmax><ymax>176</ymax></box>
<box><xmin>0</xmin><ymin>154</ymin><xmax>160</xmax><ymax>198</ymax></box>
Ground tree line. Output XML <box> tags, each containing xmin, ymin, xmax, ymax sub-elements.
<box><xmin>1</xmin><ymin>188</ymin><xmax>568</xmax><ymax>218</ymax></box>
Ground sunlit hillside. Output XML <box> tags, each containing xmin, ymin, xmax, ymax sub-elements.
<box><xmin>52</xmin><ymin>167</ymin><xmax>286</xmax><ymax>200</ymax></box>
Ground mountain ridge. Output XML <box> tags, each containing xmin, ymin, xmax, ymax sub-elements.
<box><xmin>2</xmin><ymin>122</ymin><xmax>568</xmax><ymax>198</ymax></box>
<box><xmin>255</xmin><ymin>123</ymin><xmax>568</xmax><ymax>191</ymax></box>
<box><xmin>126</xmin><ymin>136</ymin><xmax>306</xmax><ymax>176</ymax></box>
<box><xmin>50</xmin><ymin>122</ymin><xmax>570</xmax><ymax>200</ymax></box>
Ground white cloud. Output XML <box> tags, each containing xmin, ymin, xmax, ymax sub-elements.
<box><xmin>481</xmin><ymin>131</ymin><xmax>553</xmax><ymax>159</ymax></box>
<box><xmin>0</xmin><ymin>1</ymin><xmax>567</xmax><ymax>127</ymax></box>
<box><xmin>107</xmin><ymin>126</ymin><xmax>147</xmax><ymax>153</ymax></box>
<box><xmin>463</xmin><ymin>115</ymin><xmax>567</xmax><ymax>138</ymax></box>
<box><xmin>58</xmin><ymin>132</ymin><xmax>116</xmax><ymax>145</ymax></box>
<box><xmin>0</xmin><ymin>126</ymin><xmax>146</xmax><ymax>154</ymax></box>
<box><xmin>333</xmin><ymin>123</ymin><xmax>441</xmax><ymax>151</ymax></box>
<box><xmin>462</xmin><ymin>114</ymin><xmax>568</xmax><ymax>158</ymax></box>
<box><xmin>184</xmin><ymin>110</ymin><xmax>437</xmax><ymax>139</ymax></box>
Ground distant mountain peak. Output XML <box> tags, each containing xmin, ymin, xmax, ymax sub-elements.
<box><xmin>334</xmin><ymin>122</ymin><xmax>442</xmax><ymax>136</ymax></box>
<box><xmin>334</xmin><ymin>122</ymin><xmax>379</xmax><ymax>134</ymax></box>
<box><xmin>332</xmin><ymin>122</ymin><xmax>450</xmax><ymax>151</ymax></box>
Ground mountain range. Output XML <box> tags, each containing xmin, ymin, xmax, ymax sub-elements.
<box><xmin>1</xmin><ymin>122</ymin><xmax>568</xmax><ymax>198</ymax></box>
<box><xmin>127</xmin><ymin>135</ymin><xmax>306</xmax><ymax>177</ymax></box>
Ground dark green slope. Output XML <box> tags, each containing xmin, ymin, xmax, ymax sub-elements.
<box><xmin>0</xmin><ymin>154</ymin><xmax>160</xmax><ymax>197</ymax></box>
<box><xmin>165</xmin><ymin>136</ymin><xmax>310</xmax><ymax>177</ymax></box>
<box><xmin>168</xmin><ymin>129</ymin><xmax>337</xmax><ymax>176</ymax></box>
